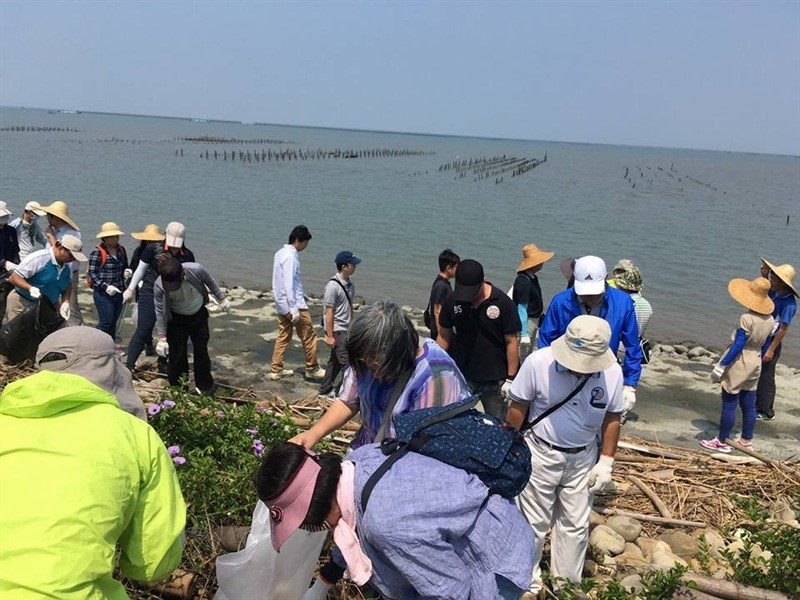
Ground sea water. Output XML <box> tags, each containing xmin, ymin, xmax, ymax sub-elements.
<box><xmin>1</xmin><ymin>107</ymin><xmax>798</xmax><ymax>363</ymax></box>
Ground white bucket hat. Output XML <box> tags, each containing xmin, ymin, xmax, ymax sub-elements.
<box><xmin>0</xmin><ymin>201</ymin><xmax>12</xmax><ymax>217</ymax></box>
<box><xmin>551</xmin><ymin>315</ymin><xmax>616</xmax><ymax>374</ymax></box>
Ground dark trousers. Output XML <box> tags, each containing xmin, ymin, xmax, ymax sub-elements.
<box><xmin>755</xmin><ymin>343</ymin><xmax>782</xmax><ymax>418</ymax></box>
<box><xmin>126</xmin><ymin>291</ymin><xmax>156</xmax><ymax>368</ymax></box>
<box><xmin>167</xmin><ymin>306</ymin><xmax>212</xmax><ymax>392</ymax></box>
<box><xmin>320</xmin><ymin>330</ymin><xmax>349</xmax><ymax>395</ymax></box>
<box><xmin>93</xmin><ymin>289</ymin><xmax>123</xmax><ymax>341</ymax></box>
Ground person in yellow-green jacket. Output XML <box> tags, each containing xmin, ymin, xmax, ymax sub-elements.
<box><xmin>0</xmin><ymin>326</ymin><xmax>186</xmax><ymax>599</ymax></box>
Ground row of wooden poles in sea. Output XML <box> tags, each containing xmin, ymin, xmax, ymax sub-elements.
<box><xmin>438</xmin><ymin>153</ymin><xmax>547</xmax><ymax>183</ymax></box>
<box><xmin>622</xmin><ymin>162</ymin><xmax>726</xmax><ymax>194</ymax></box>
<box><xmin>178</xmin><ymin>147</ymin><xmax>437</xmax><ymax>162</ymax></box>
<box><xmin>1</xmin><ymin>126</ymin><xmax>80</xmax><ymax>132</ymax></box>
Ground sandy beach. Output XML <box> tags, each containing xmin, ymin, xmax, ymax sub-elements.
<box><xmin>98</xmin><ymin>285</ymin><xmax>800</xmax><ymax>461</ymax></box>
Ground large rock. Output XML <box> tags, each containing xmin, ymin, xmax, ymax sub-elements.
<box><xmin>659</xmin><ymin>530</ymin><xmax>699</xmax><ymax>561</ymax></box>
<box><xmin>691</xmin><ymin>527</ymin><xmax>726</xmax><ymax>551</ymax></box>
<box><xmin>624</xmin><ymin>542</ymin><xmax>643</xmax><ymax>558</ymax></box>
<box><xmin>589</xmin><ymin>525</ymin><xmax>626</xmax><ymax>556</ymax></box>
<box><xmin>619</xmin><ymin>574</ymin><xmax>644</xmax><ymax>595</ymax></box>
<box><xmin>687</xmin><ymin>346</ymin><xmax>708</xmax><ymax>358</ymax></box>
<box><xmin>636</xmin><ymin>537</ymin><xmax>671</xmax><ymax>559</ymax></box>
<box><xmin>650</xmin><ymin>547</ymin><xmax>689</xmax><ymax>571</ymax></box>
<box><xmin>770</xmin><ymin>497</ymin><xmax>797</xmax><ymax>523</ymax></box>
<box><xmin>673</xmin><ymin>344</ymin><xmax>689</xmax><ymax>354</ymax></box>
<box><xmin>616</xmin><ymin>552</ymin><xmax>649</xmax><ymax>569</ymax></box>
<box><xmin>589</xmin><ymin>510</ymin><xmax>606</xmax><ymax>528</ymax></box>
<box><xmin>606</xmin><ymin>515</ymin><xmax>642</xmax><ymax>542</ymax></box>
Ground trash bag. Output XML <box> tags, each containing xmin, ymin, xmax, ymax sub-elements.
<box><xmin>0</xmin><ymin>296</ymin><xmax>65</xmax><ymax>363</ymax></box>
<box><xmin>0</xmin><ymin>277</ymin><xmax>13</xmax><ymax>328</ymax></box>
<box><xmin>214</xmin><ymin>500</ymin><xmax>327</xmax><ymax>600</ymax></box>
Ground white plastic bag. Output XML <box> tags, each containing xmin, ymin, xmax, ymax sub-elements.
<box><xmin>214</xmin><ymin>500</ymin><xmax>327</xmax><ymax>600</ymax></box>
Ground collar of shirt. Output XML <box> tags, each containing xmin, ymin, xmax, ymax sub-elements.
<box><xmin>48</xmin><ymin>246</ymin><xmax>60</xmax><ymax>267</ymax></box>
<box><xmin>553</xmin><ymin>361</ymin><xmax>602</xmax><ymax>378</ymax></box>
<box><xmin>334</xmin><ymin>272</ymin><xmax>352</xmax><ymax>288</ymax></box>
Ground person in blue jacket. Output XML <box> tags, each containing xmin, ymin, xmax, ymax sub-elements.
<box><xmin>539</xmin><ymin>255</ymin><xmax>642</xmax><ymax>417</ymax></box>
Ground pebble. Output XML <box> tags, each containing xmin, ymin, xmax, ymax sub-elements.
<box><xmin>673</xmin><ymin>344</ymin><xmax>689</xmax><ymax>354</ymax></box>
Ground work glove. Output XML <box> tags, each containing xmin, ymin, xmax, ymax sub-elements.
<box><xmin>123</xmin><ymin>268</ymin><xmax>132</xmax><ymax>279</ymax></box>
<box><xmin>291</xmin><ymin>309</ymin><xmax>301</xmax><ymax>324</ymax></box>
<box><xmin>4</xmin><ymin>260</ymin><xmax>17</xmax><ymax>271</ymax></box>
<box><xmin>520</xmin><ymin>335</ymin><xmax>531</xmax><ymax>345</ymax></box>
<box><xmin>106</xmin><ymin>285</ymin><xmax>121</xmax><ymax>296</ymax></box>
<box><xmin>122</xmin><ymin>288</ymin><xmax>134</xmax><ymax>303</ymax></box>
<box><xmin>156</xmin><ymin>338</ymin><xmax>169</xmax><ymax>358</ymax></box>
<box><xmin>59</xmin><ymin>301</ymin><xmax>70</xmax><ymax>321</ymax></box>
<box><xmin>302</xmin><ymin>578</ymin><xmax>332</xmax><ymax>600</ymax></box>
<box><xmin>219</xmin><ymin>298</ymin><xmax>232</xmax><ymax>313</ymax></box>
<box><xmin>501</xmin><ymin>378</ymin><xmax>514</xmax><ymax>398</ymax></box>
<box><xmin>622</xmin><ymin>386</ymin><xmax>637</xmax><ymax>412</ymax></box>
<box><xmin>28</xmin><ymin>286</ymin><xmax>42</xmax><ymax>299</ymax></box>
<box><xmin>710</xmin><ymin>363</ymin><xmax>725</xmax><ymax>383</ymax></box>
<box><xmin>584</xmin><ymin>454</ymin><xmax>614</xmax><ymax>494</ymax></box>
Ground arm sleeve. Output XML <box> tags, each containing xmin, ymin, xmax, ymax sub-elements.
<box><xmin>199</xmin><ymin>265</ymin><xmax>225</xmax><ymax>302</ymax></box>
<box><xmin>620</xmin><ymin>302</ymin><xmax>643</xmax><ymax>387</ymax></box>
<box><xmin>154</xmin><ymin>281</ymin><xmax>167</xmax><ymax>338</ymax></box>
<box><xmin>118</xmin><ymin>428</ymin><xmax>186</xmax><ymax>582</ymax></box>
<box><xmin>128</xmin><ymin>255</ymin><xmax>151</xmax><ymax>291</ymax></box>
<box><xmin>338</xmin><ymin>367</ymin><xmax>360</xmax><ymax>410</ymax></box>
<box><xmin>283</xmin><ymin>254</ymin><xmax>297</xmax><ymax>312</ymax></box>
<box><xmin>720</xmin><ymin>328</ymin><xmax>748</xmax><ymax>367</ymax></box>
<box><xmin>778</xmin><ymin>301</ymin><xmax>797</xmax><ymax>326</ymax></box>
<box><xmin>517</xmin><ymin>304</ymin><xmax>529</xmax><ymax>335</ymax></box>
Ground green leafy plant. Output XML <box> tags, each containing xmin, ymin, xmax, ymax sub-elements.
<box><xmin>639</xmin><ymin>564</ymin><xmax>691</xmax><ymax>600</ymax></box>
<box><xmin>695</xmin><ymin>534</ymin><xmax>713</xmax><ymax>576</ymax></box>
<box><xmin>732</xmin><ymin>495</ymin><xmax>769</xmax><ymax>522</ymax></box>
<box><xmin>722</xmin><ymin>522</ymin><xmax>800</xmax><ymax>595</ymax></box>
<box><xmin>595</xmin><ymin>579</ymin><xmax>633</xmax><ymax>600</ymax></box>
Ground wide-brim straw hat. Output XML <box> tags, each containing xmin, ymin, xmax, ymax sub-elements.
<box><xmin>728</xmin><ymin>277</ymin><xmax>774</xmax><ymax>315</ymax></box>
<box><xmin>517</xmin><ymin>243</ymin><xmax>555</xmax><ymax>273</ymax></box>
<box><xmin>760</xmin><ymin>257</ymin><xmax>798</xmax><ymax>297</ymax></box>
<box><xmin>40</xmin><ymin>200</ymin><xmax>79</xmax><ymax>230</ymax></box>
<box><xmin>131</xmin><ymin>224</ymin><xmax>166</xmax><ymax>242</ymax></box>
<box><xmin>551</xmin><ymin>315</ymin><xmax>617</xmax><ymax>374</ymax></box>
<box><xmin>96</xmin><ymin>222</ymin><xmax>125</xmax><ymax>239</ymax></box>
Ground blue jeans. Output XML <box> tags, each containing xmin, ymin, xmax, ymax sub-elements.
<box><xmin>126</xmin><ymin>291</ymin><xmax>156</xmax><ymax>368</ymax></box>
<box><xmin>93</xmin><ymin>289</ymin><xmax>123</xmax><ymax>341</ymax></box>
<box><xmin>719</xmin><ymin>389</ymin><xmax>757</xmax><ymax>441</ymax></box>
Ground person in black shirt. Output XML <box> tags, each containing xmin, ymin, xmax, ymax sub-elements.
<box><xmin>437</xmin><ymin>259</ymin><xmax>521</xmax><ymax>419</ymax></box>
<box><xmin>425</xmin><ymin>249</ymin><xmax>460</xmax><ymax>340</ymax></box>
<box><xmin>0</xmin><ymin>202</ymin><xmax>20</xmax><ymax>275</ymax></box>
<box><xmin>512</xmin><ymin>243</ymin><xmax>554</xmax><ymax>347</ymax></box>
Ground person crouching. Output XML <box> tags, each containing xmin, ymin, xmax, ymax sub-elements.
<box><xmin>154</xmin><ymin>257</ymin><xmax>230</xmax><ymax>395</ymax></box>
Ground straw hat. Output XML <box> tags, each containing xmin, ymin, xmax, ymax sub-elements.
<box><xmin>517</xmin><ymin>243</ymin><xmax>555</xmax><ymax>273</ymax></box>
<box><xmin>40</xmin><ymin>200</ymin><xmax>79</xmax><ymax>230</ymax></box>
<box><xmin>96</xmin><ymin>222</ymin><xmax>124</xmax><ymax>239</ymax></box>
<box><xmin>760</xmin><ymin>257</ymin><xmax>798</xmax><ymax>297</ymax></box>
<box><xmin>728</xmin><ymin>277</ymin><xmax>774</xmax><ymax>315</ymax></box>
<box><xmin>131</xmin><ymin>224</ymin><xmax>166</xmax><ymax>242</ymax></box>
<box><xmin>551</xmin><ymin>315</ymin><xmax>617</xmax><ymax>374</ymax></box>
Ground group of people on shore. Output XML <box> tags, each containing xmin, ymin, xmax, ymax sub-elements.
<box><xmin>1</xmin><ymin>205</ymin><xmax>797</xmax><ymax>599</ymax></box>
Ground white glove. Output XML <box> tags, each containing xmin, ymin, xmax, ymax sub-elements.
<box><xmin>622</xmin><ymin>386</ymin><xmax>637</xmax><ymax>412</ymax></box>
<box><xmin>28</xmin><ymin>286</ymin><xmax>41</xmax><ymax>299</ymax></box>
<box><xmin>291</xmin><ymin>309</ymin><xmax>301</xmax><ymax>324</ymax></box>
<box><xmin>123</xmin><ymin>268</ymin><xmax>132</xmax><ymax>279</ymax></box>
<box><xmin>584</xmin><ymin>454</ymin><xmax>614</xmax><ymax>493</ymax></box>
<box><xmin>501</xmin><ymin>378</ymin><xmax>514</xmax><ymax>398</ymax></box>
<box><xmin>59</xmin><ymin>301</ymin><xmax>70</xmax><ymax>321</ymax></box>
<box><xmin>4</xmin><ymin>260</ymin><xmax>17</xmax><ymax>271</ymax></box>
<box><xmin>219</xmin><ymin>298</ymin><xmax>232</xmax><ymax>313</ymax></box>
<box><xmin>302</xmin><ymin>578</ymin><xmax>332</xmax><ymax>600</ymax></box>
<box><xmin>711</xmin><ymin>363</ymin><xmax>725</xmax><ymax>383</ymax></box>
<box><xmin>106</xmin><ymin>285</ymin><xmax>121</xmax><ymax>296</ymax></box>
<box><xmin>520</xmin><ymin>335</ymin><xmax>531</xmax><ymax>345</ymax></box>
<box><xmin>122</xmin><ymin>288</ymin><xmax>134</xmax><ymax>303</ymax></box>
<box><xmin>156</xmin><ymin>338</ymin><xmax>169</xmax><ymax>358</ymax></box>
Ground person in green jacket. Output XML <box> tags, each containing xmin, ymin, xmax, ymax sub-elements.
<box><xmin>0</xmin><ymin>327</ymin><xmax>186</xmax><ymax>599</ymax></box>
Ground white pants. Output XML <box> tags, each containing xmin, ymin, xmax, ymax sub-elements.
<box><xmin>517</xmin><ymin>434</ymin><xmax>596</xmax><ymax>593</ymax></box>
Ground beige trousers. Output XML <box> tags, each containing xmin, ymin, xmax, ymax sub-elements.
<box><xmin>270</xmin><ymin>309</ymin><xmax>319</xmax><ymax>373</ymax></box>
<box><xmin>4</xmin><ymin>290</ymin><xmax>34</xmax><ymax>322</ymax></box>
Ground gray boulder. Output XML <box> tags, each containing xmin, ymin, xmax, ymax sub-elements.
<box><xmin>589</xmin><ymin>524</ymin><xmax>626</xmax><ymax>556</ymax></box>
<box><xmin>606</xmin><ymin>515</ymin><xmax>642</xmax><ymax>542</ymax></box>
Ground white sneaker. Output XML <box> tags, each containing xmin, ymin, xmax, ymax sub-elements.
<box><xmin>306</xmin><ymin>367</ymin><xmax>326</xmax><ymax>380</ymax></box>
<box><xmin>268</xmin><ymin>369</ymin><xmax>294</xmax><ymax>380</ymax></box>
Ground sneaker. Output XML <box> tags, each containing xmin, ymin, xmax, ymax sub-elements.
<box><xmin>733</xmin><ymin>437</ymin><xmax>753</xmax><ymax>448</ymax></box>
<box><xmin>268</xmin><ymin>369</ymin><xmax>294</xmax><ymax>381</ymax></box>
<box><xmin>196</xmin><ymin>383</ymin><xmax>218</xmax><ymax>397</ymax></box>
<box><xmin>114</xmin><ymin>344</ymin><xmax>126</xmax><ymax>358</ymax></box>
<box><xmin>700</xmin><ymin>438</ymin><xmax>731</xmax><ymax>453</ymax></box>
<box><xmin>756</xmin><ymin>411</ymin><xmax>775</xmax><ymax>421</ymax></box>
<box><xmin>306</xmin><ymin>367</ymin><xmax>326</xmax><ymax>380</ymax></box>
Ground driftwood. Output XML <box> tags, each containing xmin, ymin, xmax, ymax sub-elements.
<box><xmin>598</xmin><ymin>507</ymin><xmax>707</xmax><ymax>528</ymax></box>
<box><xmin>618</xmin><ymin>440</ymin><xmax>687</xmax><ymax>460</ymax></box>
<box><xmin>148</xmin><ymin>569</ymin><xmax>198</xmax><ymax>599</ymax></box>
<box><xmin>727</xmin><ymin>441</ymin><xmax>800</xmax><ymax>479</ymax></box>
<box><xmin>627</xmin><ymin>474</ymin><xmax>673</xmax><ymax>518</ymax></box>
<box><xmin>682</xmin><ymin>572</ymin><xmax>790</xmax><ymax>600</ymax></box>
<box><xmin>675</xmin><ymin>588</ymin><xmax>725</xmax><ymax>600</ymax></box>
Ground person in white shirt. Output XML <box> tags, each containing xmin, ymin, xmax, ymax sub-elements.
<box><xmin>505</xmin><ymin>315</ymin><xmax>624</xmax><ymax>598</ymax></box>
<box><xmin>269</xmin><ymin>225</ymin><xmax>325</xmax><ymax>381</ymax></box>
<box><xmin>41</xmin><ymin>200</ymin><xmax>83</xmax><ymax>326</ymax></box>
<box><xmin>10</xmin><ymin>202</ymin><xmax>48</xmax><ymax>260</ymax></box>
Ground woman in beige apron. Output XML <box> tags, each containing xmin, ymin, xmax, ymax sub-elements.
<box><xmin>701</xmin><ymin>277</ymin><xmax>774</xmax><ymax>453</ymax></box>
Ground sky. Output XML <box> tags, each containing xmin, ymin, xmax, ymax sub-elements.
<box><xmin>1</xmin><ymin>1</ymin><xmax>798</xmax><ymax>155</ymax></box>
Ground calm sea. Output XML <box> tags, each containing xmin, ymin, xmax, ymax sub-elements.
<box><xmin>1</xmin><ymin>107</ymin><xmax>798</xmax><ymax>364</ymax></box>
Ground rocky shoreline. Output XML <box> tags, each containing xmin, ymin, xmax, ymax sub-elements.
<box><xmin>80</xmin><ymin>285</ymin><xmax>800</xmax><ymax>460</ymax></box>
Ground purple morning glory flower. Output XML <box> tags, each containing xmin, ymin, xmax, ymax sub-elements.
<box><xmin>215</xmin><ymin>410</ymin><xmax>225</xmax><ymax>419</ymax></box>
<box><xmin>161</xmin><ymin>400</ymin><xmax>176</xmax><ymax>409</ymax></box>
<box><xmin>246</xmin><ymin>427</ymin><xmax>259</xmax><ymax>437</ymax></box>
<box><xmin>173</xmin><ymin>456</ymin><xmax>186</xmax><ymax>465</ymax></box>
<box><xmin>147</xmin><ymin>405</ymin><xmax>161</xmax><ymax>416</ymax></box>
<box><xmin>167</xmin><ymin>445</ymin><xmax>181</xmax><ymax>457</ymax></box>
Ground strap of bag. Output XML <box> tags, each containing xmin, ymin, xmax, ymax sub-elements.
<box><xmin>417</xmin><ymin>394</ymin><xmax>480</xmax><ymax>429</ymax></box>
<box><xmin>374</xmin><ymin>368</ymin><xmax>414</xmax><ymax>443</ymax></box>
<box><xmin>329</xmin><ymin>277</ymin><xmax>353</xmax><ymax>309</ymax></box>
<box><xmin>520</xmin><ymin>375</ymin><xmax>590</xmax><ymax>433</ymax></box>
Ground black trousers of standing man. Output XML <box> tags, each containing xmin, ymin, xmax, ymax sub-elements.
<box><xmin>167</xmin><ymin>306</ymin><xmax>213</xmax><ymax>392</ymax></box>
<box><xmin>319</xmin><ymin>330</ymin><xmax>349</xmax><ymax>396</ymax></box>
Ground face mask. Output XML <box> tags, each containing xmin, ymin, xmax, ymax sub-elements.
<box><xmin>0</xmin><ymin>216</ymin><xmax>8</xmax><ymax>226</ymax></box>
<box><xmin>29</xmin><ymin>213</ymin><xmax>39</xmax><ymax>222</ymax></box>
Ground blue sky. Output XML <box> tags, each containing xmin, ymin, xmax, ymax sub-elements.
<box><xmin>1</xmin><ymin>1</ymin><xmax>798</xmax><ymax>155</ymax></box>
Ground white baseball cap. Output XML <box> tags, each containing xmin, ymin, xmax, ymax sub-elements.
<box><xmin>59</xmin><ymin>234</ymin><xmax>88</xmax><ymax>262</ymax></box>
<box><xmin>573</xmin><ymin>255</ymin><xmax>607</xmax><ymax>295</ymax></box>
<box><xmin>551</xmin><ymin>315</ymin><xmax>616</xmax><ymax>374</ymax></box>
<box><xmin>165</xmin><ymin>222</ymin><xmax>186</xmax><ymax>247</ymax></box>
<box><xmin>24</xmin><ymin>201</ymin><xmax>47</xmax><ymax>216</ymax></box>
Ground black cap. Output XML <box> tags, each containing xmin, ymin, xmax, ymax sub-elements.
<box><xmin>452</xmin><ymin>259</ymin><xmax>484</xmax><ymax>302</ymax></box>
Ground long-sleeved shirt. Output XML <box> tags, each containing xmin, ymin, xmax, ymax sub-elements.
<box><xmin>87</xmin><ymin>244</ymin><xmax>128</xmax><ymax>294</ymax></box>
<box><xmin>0</xmin><ymin>224</ymin><xmax>20</xmax><ymax>271</ymax></box>
<box><xmin>271</xmin><ymin>244</ymin><xmax>308</xmax><ymax>315</ymax></box>
<box><xmin>539</xmin><ymin>286</ymin><xmax>643</xmax><ymax>387</ymax></box>
<box><xmin>153</xmin><ymin>262</ymin><xmax>225</xmax><ymax>338</ymax></box>
<box><xmin>9</xmin><ymin>218</ymin><xmax>47</xmax><ymax>260</ymax></box>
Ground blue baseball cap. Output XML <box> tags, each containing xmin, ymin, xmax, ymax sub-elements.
<box><xmin>336</xmin><ymin>251</ymin><xmax>361</xmax><ymax>265</ymax></box>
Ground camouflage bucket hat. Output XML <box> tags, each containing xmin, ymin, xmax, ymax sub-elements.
<box><xmin>613</xmin><ymin>265</ymin><xmax>644</xmax><ymax>292</ymax></box>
